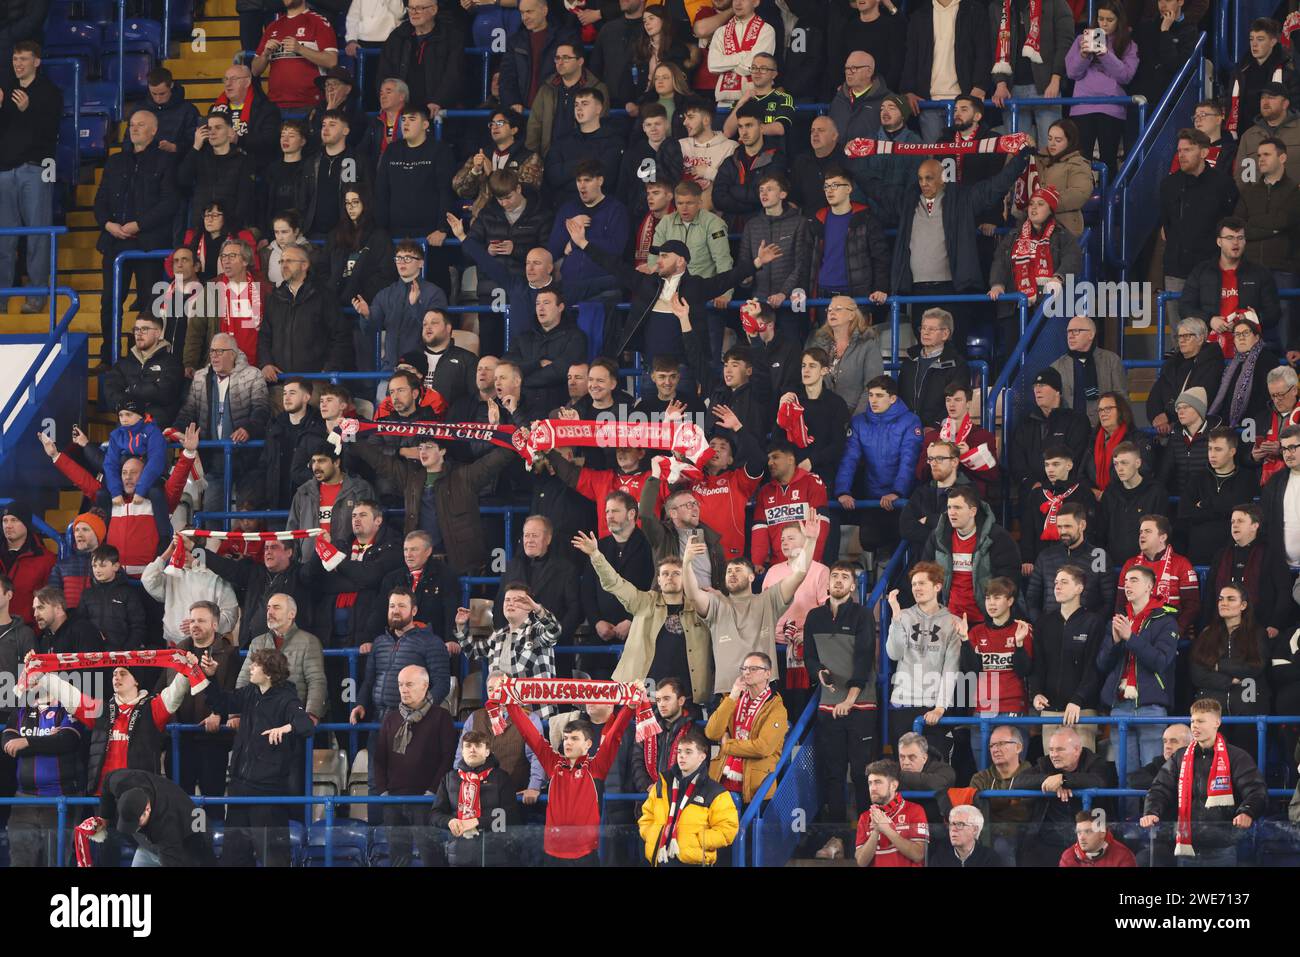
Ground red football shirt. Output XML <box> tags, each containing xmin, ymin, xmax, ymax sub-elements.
<box><xmin>855</xmin><ymin>796</ymin><xmax>929</xmax><ymax>867</ymax></box>
<box><xmin>318</xmin><ymin>481</ymin><xmax>342</xmax><ymax>534</ymax></box>
<box><xmin>693</xmin><ymin>467</ymin><xmax>763</xmax><ymax>561</ymax></box>
<box><xmin>968</xmin><ymin>620</ymin><xmax>1032</xmax><ymax>714</ymax></box>
<box><xmin>575</xmin><ymin>468</ymin><xmax>652</xmax><ymax>538</ymax></box>
<box><xmin>750</xmin><ymin>470</ymin><xmax>829</xmax><ymax>567</ymax></box>
<box><xmin>256</xmin><ymin>11</ymin><xmax>338</xmax><ymax>108</ymax></box>
<box><xmin>947</xmin><ymin>530</ymin><xmax>980</xmax><ymax>622</ymax></box>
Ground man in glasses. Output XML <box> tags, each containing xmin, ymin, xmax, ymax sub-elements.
<box><xmin>374</xmin><ymin>0</ymin><xmax>464</xmax><ymax>122</ymax></box>
<box><xmin>1250</xmin><ymin>365</ymin><xmax>1300</xmax><ymax>484</ymax></box>
<box><xmin>901</xmin><ymin>439</ymin><xmax>967</xmax><ymax>553</ymax></box>
<box><xmin>499</xmin><ymin>0</ymin><xmax>579</xmax><ymax>117</ymax></box>
<box><xmin>525</xmin><ymin>42</ymin><xmax>608</xmax><ymax>157</ymax></box>
<box><xmin>704</xmin><ymin>653</ymin><xmax>788</xmax><ymax>804</ymax></box>
<box><xmin>722</xmin><ymin>52</ymin><xmax>794</xmax><ymax>154</ymax></box>
<box><xmin>1262</xmin><ymin>424</ymin><xmax>1300</xmax><ymax>567</ymax></box>
<box><xmin>259</xmin><ymin>248</ymin><xmax>350</xmax><ymax>389</ymax></box>
<box><xmin>452</xmin><ymin>110</ymin><xmax>543</xmax><ymax>225</ymax></box>
<box><xmin>356</xmin><ymin>240</ymin><xmax>449</xmax><ymax>372</ymax></box>
<box><xmin>808</xmin><ymin>167</ymin><xmax>890</xmax><ymax>302</ymax></box>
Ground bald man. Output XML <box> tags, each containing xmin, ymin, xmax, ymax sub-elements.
<box><xmin>93</xmin><ymin>108</ymin><xmax>178</xmax><ymax>366</ymax></box>
<box><xmin>373</xmin><ymin>664</ymin><xmax>457</xmax><ymax>866</ymax></box>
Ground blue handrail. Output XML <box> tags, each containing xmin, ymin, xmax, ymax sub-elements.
<box><xmin>110</xmin><ymin>248</ymin><xmax>174</xmax><ymax>364</ymax></box>
<box><xmin>0</xmin><ymin>287</ymin><xmax>81</xmax><ymax>436</ymax></box>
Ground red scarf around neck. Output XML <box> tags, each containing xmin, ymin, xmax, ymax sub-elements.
<box><xmin>1175</xmin><ymin>732</ymin><xmax>1235</xmax><ymax>857</ymax></box>
<box><xmin>456</xmin><ymin>766</ymin><xmax>492</xmax><ymax>821</ymax></box>
<box><xmin>655</xmin><ymin>768</ymin><xmax>703</xmax><ymax>864</ymax></box>
<box><xmin>1011</xmin><ymin>217</ymin><xmax>1056</xmax><ymax>298</ymax></box>
<box><xmin>994</xmin><ymin>0</ymin><xmax>1043</xmax><ymax>76</ymax></box>
<box><xmin>721</xmin><ymin>688</ymin><xmax>771</xmax><ymax>790</ymax></box>
<box><xmin>1092</xmin><ymin>424</ymin><xmax>1127</xmax><ymax>492</ymax></box>
<box><xmin>644</xmin><ymin>718</ymin><xmax>691</xmax><ymax>780</ymax></box>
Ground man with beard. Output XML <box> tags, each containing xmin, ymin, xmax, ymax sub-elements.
<box><xmin>576</xmin><ymin>533</ymin><xmax>713</xmax><ymax>704</ymax></box>
<box><xmin>854</xmin><ymin>759</ymin><xmax>929</xmax><ymax>867</ymax></box>
<box><xmin>252</xmin><ymin>377</ymin><xmax>326</xmax><ymax>510</ymax></box>
<box><xmin>396</xmin><ymin>308</ymin><xmax>478</xmax><ymax>410</ymax></box>
<box><xmin>578</xmin><ymin>493</ymin><xmax>653</xmax><ymax>678</ymax></box>
<box><xmin>546</xmin><ymin>445</ymin><xmax>651</xmax><ymax>539</ymax></box>
<box><xmin>380</xmin><ymin>532</ymin><xmax>460</xmax><ymax>653</ymax></box>
<box><xmin>752</xmin><ymin>441</ymin><xmax>829</xmax><ymax>572</ymax></box>
<box><xmin>358</xmin><ymin>244</ymin><xmax>450</xmax><ymax>374</ymax></box>
<box><xmin>1025</xmin><ymin>503</ymin><xmax>1113</xmax><ymax>620</ymax></box>
<box><xmin>635</xmin><ymin>677</ymin><xmax>698</xmax><ymax>788</ymax></box>
<box><xmin>684</xmin><ymin>515</ymin><xmax>820</xmax><ymax>697</ymax></box>
<box><xmin>803</xmin><ymin>561</ymin><xmax>877</xmax><ymax>861</ymax></box>
<box><xmin>286</xmin><ymin>440</ymin><xmax>376</xmax><ymax>561</ymax></box>
<box><xmin>204</xmin><ymin>537</ymin><xmax>314</xmax><ymax>649</ymax></box>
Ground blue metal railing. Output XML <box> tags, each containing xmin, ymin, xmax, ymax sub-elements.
<box><xmin>0</xmin><ymin>226</ymin><xmax>67</xmax><ymax>330</ymax></box>
<box><xmin>0</xmin><ymin>287</ymin><xmax>81</xmax><ymax>441</ymax></box>
<box><xmin>910</xmin><ymin>714</ymin><xmax>1300</xmax><ymax>785</ymax></box>
<box><xmin>1104</xmin><ymin>33</ymin><xmax>1207</xmax><ymax>273</ymax></box>
<box><xmin>917</xmin><ymin>95</ymin><xmax>1150</xmax><ymax>137</ymax></box>
<box><xmin>733</xmin><ymin>688</ymin><xmax>820</xmax><ymax>866</ymax></box>
<box><xmin>109</xmin><ymin>248</ymin><xmax>173</xmax><ymax>364</ymax></box>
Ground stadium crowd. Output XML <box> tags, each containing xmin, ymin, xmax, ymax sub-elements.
<box><xmin>2</xmin><ymin>0</ymin><xmax>1300</xmax><ymax>868</ymax></box>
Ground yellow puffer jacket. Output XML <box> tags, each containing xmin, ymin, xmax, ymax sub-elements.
<box><xmin>638</xmin><ymin>772</ymin><xmax>740</xmax><ymax>866</ymax></box>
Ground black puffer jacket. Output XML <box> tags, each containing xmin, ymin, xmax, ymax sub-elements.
<box><xmin>429</xmin><ymin>755</ymin><xmax>523</xmax><ymax>866</ymax></box>
<box><xmin>102</xmin><ymin>344</ymin><xmax>185</xmax><ymax>425</ymax></box>
<box><xmin>466</xmin><ymin>192</ymin><xmax>553</xmax><ymax>273</ymax></box>
<box><xmin>201</xmin><ymin>679</ymin><xmax>317</xmax><ymax>791</ymax></box>
<box><xmin>77</xmin><ymin>571</ymin><xmax>147</xmax><ymax>652</ymax></box>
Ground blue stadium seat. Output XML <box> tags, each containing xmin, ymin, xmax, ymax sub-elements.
<box><xmin>80</xmin><ymin>82</ymin><xmax>121</xmax><ymax>121</ymax></box>
<box><xmin>46</xmin><ymin>0</ymin><xmax>76</xmax><ymax>25</ymax></box>
<box><xmin>104</xmin><ymin>19</ymin><xmax>165</xmax><ymax>60</ymax></box>
<box><xmin>84</xmin><ymin>0</ymin><xmax>118</xmax><ymax>23</ymax></box>
<box><xmin>56</xmin><ymin>116</ymin><xmax>78</xmax><ymax>183</ymax></box>
<box><xmin>368</xmin><ymin>825</ymin><xmax>391</xmax><ymax>867</ymax></box>
<box><xmin>471</xmin><ymin>6</ymin><xmax>520</xmax><ymax>48</ymax></box>
<box><xmin>44</xmin><ymin>60</ymin><xmax>80</xmax><ymax>98</ymax></box>
<box><xmin>78</xmin><ymin>109</ymin><xmax>112</xmax><ymax>160</ymax></box>
<box><xmin>102</xmin><ymin>51</ymin><xmax>154</xmax><ymax>97</ymax></box>
<box><xmin>965</xmin><ymin>336</ymin><xmax>989</xmax><ymax>361</ymax></box>
<box><xmin>207</xmin><ymin>819</ymin><xmax>225</xmax><ymax>855</ymax></box>
<box><xmin>306</xmin><ymin>821</ymin><xmax>369</xmax><ymax>866</ymax></box>
<box><xmin>43</xmin><ymin>21</ymin><xmax>101</xmax><ymax>72</ymax></box>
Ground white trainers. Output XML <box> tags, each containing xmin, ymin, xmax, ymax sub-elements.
<box><xmin>815</xmin><ymin>837</ymin><xmax>845</xmax><ymax>860</ymax></box>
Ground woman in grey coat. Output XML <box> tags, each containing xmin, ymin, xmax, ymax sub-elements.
<box><xmin>806</xmin><ymin>296</ymin><xmax>884</xmax><ymax>416</ymax></box>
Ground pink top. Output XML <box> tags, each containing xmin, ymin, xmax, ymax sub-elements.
<box><xmin>761</xmin><ymin>561</ymin><xmax>830</xmax><ymax>644</ymax></box>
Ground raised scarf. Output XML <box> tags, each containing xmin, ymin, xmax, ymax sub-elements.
<box><xmin>940</xmin><ymin>415</ymin><xmax>997</xmax><ymax>471</ymax></box>
<box><xmin>338</xmin><ymin>417</ymin><xmax>715</xmax><ymax>471</ymax></box>
<box><xmin>844</xmin><ymin>132</ymin><xmax>1029</xmax><ymax>160</ymax></box>
<box><xmin>993</xmin><ymin>0</ymin><xmax>1043</xmax><ymax>76</ymax></box>
<box><xmin>717</xmin><ymin>14</ymin><xmax>766</xmax><ymax>96</ymax></box>
<box><xmin>644</xmin><ymin>717</ymin><xmax>692</xmax><ymax>780</ymax></box>
<box><xmin>721</xmin><ymin>688</ymin><xmax>771</xmax><ymax>790</ymax></box>
<box><xmin>17</xmin><ymin>650</ymin><xmax>209</xmax><ymax>698</ymax></box>
<box><xmin>487</xmin><ymin>677</ymin><xmax>659</xmax><ymax>745</ymax></box>
<box><xmin>393</xmin><ymin>696</ymin><xmax>433</xmax><ymax>755</ymax></box>
<box><xmin>1038</xmin><ymin>482</ymin><xmax>1079</xmax><ymax>541</ymax></box>
<box><xmin>1175</xmin><ymin>733</ymin><xmax>1235</xmax><ymax>857</ymax></box>
<box><xmin>456</xmin><ymin>766</ymin><xmax>492</xmax><ymax>821</ymax></box>
<box><xmin>776</xmin><ymin>397</ymin><xmax>812</xmax><ymax>447</ymax></box>
<box><xmin>1092</xmin><ymin>424</ymin><xmax>1127</xmax><ymax>492</ymax></box>
<box><xmin>166</xmin><ymin>528</ymin><xmax>343</xmax><ymax>576</ymax></box>
<box><xmin>655</xmin><ymin>766</ymin><xmax>704</xmax><ymax>864</ymax></box>
<box><xmin>1010</xmin><ymin>217</ymin><xmax>1056</xmax><ymax>298</ymax></box>
<box><xmin>1208</xmin><ymin>339</ymin><xmax>1263</xmax><ymax>428</ymax></box>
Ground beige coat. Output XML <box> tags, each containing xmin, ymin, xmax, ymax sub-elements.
<box><xmin>593</xmin><ymin>551</ymin><xmax>714</xmax><ymax>701</ymax></box>
<box><xmin>1016</xmin><ymin>151</ymin><xmax>1094</xmax><ymax>237</ymax></box>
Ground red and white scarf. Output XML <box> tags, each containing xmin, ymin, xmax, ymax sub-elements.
<box><xmin>994</xmin><ymin>0</ymin><xmax>1043</xmax><ymax>76</ymax></box>
<box><xmin>634</xmin><ymin>212</ymin><xmax>660</xmax><ymax>266</ymax></box>
<box><xmin>487</xmin><ymin>677</ymin><xmax>659</xmax><ymax>744</ymax></box>
<box><xmin>1038</xmin><ymin>483</ymin><xmax>1078</xmax><ymax>541</ymax></box>
<box><xmin>165</xmin><ymin>528</ymin><xmax>343</xmax><ymax>576</ymax></box>
<box><xmin>940</xmin><ymin>415</ymin><xmax>997</xmax><ymax>471</ymax></box>
<box><xmin>1013</xmin><ymin>152</ymin><xmax>1042</xmax><ymax>213</ymax></box>
<box><xmin>777</xmin><ymin>398</ymin><xmax>812</xmax><ymax>447</ymax></box>
<box><xmin>456</xmin><ymin>767</ymin><xmax>491</xmax><ymax>821</ymax></box>
<box><xmin>17</xmin><ymin>650</ymin><xmax>209</xmax><ymax>698</ymax></box>
<box><xmin>1228</xmin><ymin>67</ymin><xmax>1283</xmax><ymax>136</ymax></box>
<box><xmin>1175</xmin><ymin>733</ymin><xmax>1235</xmax><ymax>857</ymax></box>
<box><xmin>844</xmin><ymin>132</ymin><xmax>1029</xmax><ymax>160</ymax></box>
<box><xmin>721</xmin><ymin>688</ymin><xmax>771</xmax><ymax>790</ymax></box>
<box><xmin>1093</xmin><ymin>425</ymin><xmax>1127</xmax><ymax>492</ymax></box>
<box><xmin>74</xmin><ymin>817</ymin><xmax>107</xmax><ymax>867</ymax></box>
<box><xmin>644</xmin><ymin>719</ymin><xmax>692</xmax><ymax>781</ymax></box>
<box><xmin>655</xmin><ymin>769</ymin><xmax>703</xmax><ymax>864</ymax></box>
<box><xmin>716</xmin><ymin>14</ymin><xmax>766</xmax><ymax>96</ymax></box>
<box><xmin>1118</xmin><ymin>595</ymin><xmax>1161</xmax><ymax>699</ymax></box>
<box><xmin>1011</xmin><ymin>217</ymin><xmax>1057</xmax><ymax>298</ymax></box>
<box><xmin>338</xmin><ymin>418</ymin><xmax>715</xmax><ymax>471</ymax></box>
<box><xmin>219</xmin><ymin>276</ymin><xmax>262</xmax><ymax>364</ymax></box>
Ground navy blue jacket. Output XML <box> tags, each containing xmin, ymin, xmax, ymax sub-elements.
<box><xmin>359</xmin><ymin>624</ymin><xmax>451</xmax><ymax>720</ymax></box>
<box><xmin>1095</xmin><ymin>604</ymin><xmax>1179</xmax><ymax>710</ymax></box>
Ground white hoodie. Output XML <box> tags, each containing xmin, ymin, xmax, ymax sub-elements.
<box><xmin>346</xmin><ymin>0</ymin><xmax>406</xmax><ymax>43</ymax></box>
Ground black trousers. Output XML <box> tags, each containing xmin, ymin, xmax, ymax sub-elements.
<box><xmin>815</xmin><ymin>707</ymin><xmax>876</xmax><ymax>828</ymax></box>
<box><xmin>1073</xmin><ymin>112</ymin><xmax>1124</xmax><ymax>176</ymax></box>
<box><xmin>99</xmin><ymin>254</ymin><xmax>164</xmax><ymax>361</ymax></box>
<box><xmin>165</xmin><ymin>737</ymin><xmax>231</xmax><ymax>820</ymax></box>
<box><xmin>221</xmin><ymin>781</ymin><xmax>291</xmax><ymax>867</ymax></box>
<box><xmin>382</xmin><ymin>801</ymin><xmax>441</xmax><ymax>867</ymax></box>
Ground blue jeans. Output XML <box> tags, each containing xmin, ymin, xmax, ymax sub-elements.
<box><xmin>918</xmin><ymin>105</ymin><xmax>950</xmax><ymax>144</ymax></box>
<box><xmin>1109</xmin><ymin>701</ymin><xmax>1166</xmax><ymax>782</ymax></box>
<box><xmin>0</xmin><ymin>164</ymin><xmax>54</xmax><ymax>298</ymax></box>
<box><xmin>1177</xmin><ymin>845</ymin><xmax>1237</xmax><ymax>867</ymax></box>
<box><xmin>1009</xmin><ymin>84</ymin><xmax>1061</xmax><ymax>150</ymax></box>
<box><xmin>131</xmin><ymin>846</ymin><xmax>161</xmax><ymax>867</ymax></box>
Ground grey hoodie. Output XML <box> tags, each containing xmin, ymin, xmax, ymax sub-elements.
<box><xmin>886</xmin><ymin>603</ymin><xmax>961</xmax><ymax>708</ymax></box>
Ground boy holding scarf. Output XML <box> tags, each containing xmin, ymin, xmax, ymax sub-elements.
<box><xmin>1140</xmin><ymin>698</ymin><xmax>1267</xmax><ymax>866</ymax></box>
<box><xmin>430</xmin><ymin>730</ymin><xmax>523</xmax><ymax>867</ymax></box>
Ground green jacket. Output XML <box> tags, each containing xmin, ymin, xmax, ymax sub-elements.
<box><xmin>647</xmin><ymin>209</ymin><xmax>734</xmax><ymax>281</ymax></box>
